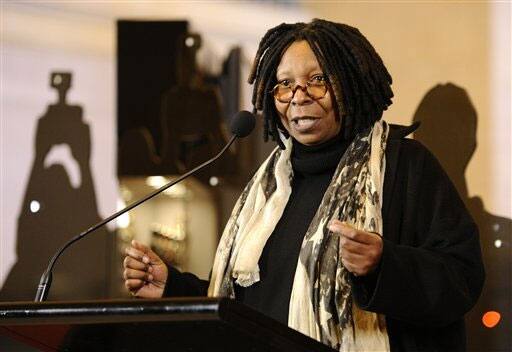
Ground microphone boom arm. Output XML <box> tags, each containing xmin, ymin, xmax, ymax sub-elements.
<box><xmin>35</xmin><ymin>135</ymin><xmax>237</xmax><ymax>302</ymax></box>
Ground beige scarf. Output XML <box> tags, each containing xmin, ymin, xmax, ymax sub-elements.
<box><xmin>208</xmin><ymin>121</ymin><xmax>390</xmax><ymax>351</ymax></box>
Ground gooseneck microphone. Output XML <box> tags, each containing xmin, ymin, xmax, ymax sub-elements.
<box><xmin>34</xmin><ymin>111</ymin><xmax>256</xmax><ymax>302</ymax></box>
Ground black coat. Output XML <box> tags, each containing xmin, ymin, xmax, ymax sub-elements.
<box><xmin>164</xmin><ymin>125</ymin><xmax>485</xmax><ymax>352</ymax></box>
<box><xmin>351</xmin><ymin>125</ymin><xmax>485</xmax><ymax>351</ymax></box>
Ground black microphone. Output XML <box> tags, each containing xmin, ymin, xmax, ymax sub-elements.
<box><xmin>34</xmin><ymin>111</ymin><xmax>256</xmax><ymax>302</ymax></box>
<box><xmin>230</xmin><ymin>110</ymin><xmax>255</xmax><ymax>137</ymax></box>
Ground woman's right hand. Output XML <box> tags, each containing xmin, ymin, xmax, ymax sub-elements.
<box><xmin>123</xmin><ymin>240</ymin><xmax>168</xmax><ymax>298</ymax></box>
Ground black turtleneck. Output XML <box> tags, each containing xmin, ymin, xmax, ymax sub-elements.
<box><xmin>234</xmin><ymin>134</ymin><xmax>349</xmax><ymax>325</ymax></box>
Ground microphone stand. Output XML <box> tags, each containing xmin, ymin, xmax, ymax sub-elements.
<box><xmin>35</xmin><ymin>135</ymin><xmax>238</xmax><ymax>302</ymax></box>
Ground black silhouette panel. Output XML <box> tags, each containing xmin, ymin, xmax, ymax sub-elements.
<box><xmin>117</xmin><ymin>20</ymin><xmax>188</xmax><ymax>158</ymax></box>
<box><xmin>158</xmin><ymin>33</ymin><xmax>237</xmax><ymax>183</ymax></box>
<box><xmin>117</xmin><ymin>21</ymin><xmax>242</xmax><ymax>185</ymax></box>
<box><xmin>412</xmin><ymin>83</ymin><xmax>511</xmax><ymax>351</ymax></box>
<box><xmin>0</xmin><ymin>72</ymin><xmax>111</xmax><ymax>301</ymax></box>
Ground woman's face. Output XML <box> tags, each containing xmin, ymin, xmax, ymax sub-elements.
<box><xmin>274</xmin><ymin>40</ymin><xmax>341</xmax><ymax>146</ymax></box>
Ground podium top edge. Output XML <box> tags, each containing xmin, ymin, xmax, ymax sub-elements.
<box><xmin>0</xmin><ymin>297</ymin><xmax>231</xmax><ymax>325</ymax></box>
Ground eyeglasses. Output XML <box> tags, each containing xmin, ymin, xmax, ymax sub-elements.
<box><xmin>271</xmin><ymin>75</ymin><xmax>329</xmax><ymax>103</ymax></box>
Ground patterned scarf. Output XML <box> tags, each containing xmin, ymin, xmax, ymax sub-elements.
<box><xmin>208</xmin><ymin>121</ymin><xmax>390</xmax><ymax>351</ymax></box>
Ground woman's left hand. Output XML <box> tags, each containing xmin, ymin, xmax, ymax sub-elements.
<box><xmin>328</xmin><ymin>220</ymin><xmax>383</xmax><ymax>277</ymax></box>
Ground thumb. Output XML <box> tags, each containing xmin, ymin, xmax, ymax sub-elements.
<box><xmin>131</xmin><ymin>240</ymin><xmax>162</xmax><ymax>264</ymax></box>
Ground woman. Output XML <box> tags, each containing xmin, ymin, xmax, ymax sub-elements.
<box><xmin>123</xmin><ymin>19</ymin><xmax>484</xmax><ymax>351</ymax></box>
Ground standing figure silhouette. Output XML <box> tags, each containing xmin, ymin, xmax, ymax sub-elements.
<box><xmin>0</xmin><ymin>72</ymin><xmax>111</xmax><ymax>301</ymax></box>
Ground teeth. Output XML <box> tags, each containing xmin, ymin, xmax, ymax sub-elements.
<box><xmin>294</xmin><ymin>118</ymin><xmax>315</xmax><ymax>127</ymax></box>
<box><xmin>295</xmin><ymin>118</ymin><xmax>315</xmax><ymax>127</ymax></box>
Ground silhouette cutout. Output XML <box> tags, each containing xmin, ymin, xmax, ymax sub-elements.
<box><xmin>119</xmin><ymin>33</ymin><xmax>238</xmax><ymax>184</ymax></box>
<box><xmin>412</xmin><ymin>83</ymin><xmax>511</xmax><ymax>351</ymax></box>
<box><xmin>0</xmin><ymin>72</ymin><xmax>111</xmax><ymax>301</ymax></box>
<box><xmin>159</xmin><ymin>33</ymin><xmax>236</xmax><ymax>182</ymax></box>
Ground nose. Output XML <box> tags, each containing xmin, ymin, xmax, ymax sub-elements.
<box><xmin>291</xmin><ymin>85</ymin><xmax>312</xmax><ymax>106</ymax></box>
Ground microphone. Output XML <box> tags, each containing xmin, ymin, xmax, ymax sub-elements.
<box><xmin>34</xmin><ymin>111</ymin><xmax>256</xmax><ymax>302</ymax></box>
<box><xmin>230</xmin><ymin>110</ymin><xmax>255</xmax><ymax>137</ymax></box>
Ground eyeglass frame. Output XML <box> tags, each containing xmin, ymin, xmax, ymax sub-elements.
<box><xmin>270</xmin><ymin>75</ymin><xmax>330</xmax><ymax>103</ymax></box>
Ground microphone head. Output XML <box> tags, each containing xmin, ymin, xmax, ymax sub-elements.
<box><xmin>230</xmin><ymin>110</ymin><xmax>256</xmax><ymax>138</ymax></box>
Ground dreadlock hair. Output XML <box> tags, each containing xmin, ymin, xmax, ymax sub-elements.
<box><xmin>248</xmin><ymin>19</ymin><xmax>394</xmax><ymax>149</ymax></box>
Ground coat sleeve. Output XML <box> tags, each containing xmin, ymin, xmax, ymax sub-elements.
<box><xmin>163</xmin><ymin>264</ymin><xmax>209</xmax><ymax>297</ymax></box>
<box><xmin>351</xmin><ymin>139</ymin><xmax>485</xmax><ymax>327</ymax></box>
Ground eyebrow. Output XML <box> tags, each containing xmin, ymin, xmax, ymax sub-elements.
<box><xmin>276</xmin><ymin>67</ymin><xmax>324</xmax><ymax>79</ymax></box>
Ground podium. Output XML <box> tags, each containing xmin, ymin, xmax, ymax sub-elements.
<box><xmin>0</xmin><ymin>298</ymin><xmax>335</xmax><ymax>351</ymax></box>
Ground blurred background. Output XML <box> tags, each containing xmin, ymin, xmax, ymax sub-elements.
<box><xmin>0</xmin><ymin>1</ymin><xmax>510</xmax><ymax>351</ymax></box>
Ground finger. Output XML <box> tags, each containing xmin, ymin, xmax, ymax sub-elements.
<box><xmin>340</xmin><ymin>242</ymin><xmax>365</xmax><ymax>258</ymax></box>
<box><xmin>340</xmin><ymin>236</ymin><xmax>382</xmax><ymax>262</ymax></box>
<box><xmin>340</xmin><ymin>250</ymin><xmax>366</xmax><ymax>264</ymax></box>
<box><xmin>340</xmin><ymin>226</ymin><xmax>372</xmax><ymax>245</ymax></box>
<box><xmin>131</xmin><ymin>240</ymin><xmax>162</xmax><ymax>264</ymax></box>
<box><xmin>123</xmin><ymin>256</ymin><xmax>148</xmax><ymax>271</ymax></box>
<box><xmin>124</xmin><ymin>268</ymin><xmax>153</xmax><ymax>282</ymax></box>
<box><xmin>125</xmin><ymin>279</ymin><xmax>144</xmax><ymax>291</ymax></box>
<box><xmin>341</xmin><ymin>249</ymin><xmax>381</xmax><ymax>276</ymax></box>
<box><xmin>328</xmin><ymin>220</ymin><xmax>356</xmax><ymax>237</ymax></box>
<box><xmin>329</xmin><ymin>221</ymin><xmax>376</xmax><ymax>245</ymax></box>
<box><xmin>125</xmin><ymin>246</ymin><xmax>147</xmax><ymax>263</ymax></box>
<box><xmin>339</xmin><ymin>236</ymin><xmax>366</xmax><ymax>255</ymax></box>
<box><xmin>341</xmin><ymin>257</ymin><xmax>366</xmax><ymax>276</ymax></box>
<box><xmin>341</xmin><ymin>257</ymin><xmax>357</xmax><ymax>274</ymax></box>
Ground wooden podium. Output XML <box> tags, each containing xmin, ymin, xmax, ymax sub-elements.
<box><xmin>0</xmin><ymin>298</ymin><xmax>335</xmax><ymax>351</ymax></box>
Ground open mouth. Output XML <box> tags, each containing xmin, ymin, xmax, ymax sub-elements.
<box><xmin>291</xmin><ymin>116</ymin><xmax>319</xmax><ymax>131</ymax></box>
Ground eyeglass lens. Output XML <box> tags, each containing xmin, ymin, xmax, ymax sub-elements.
<box><xmin>273</xmin><ymin>82</ymin><xmax>327</xmax><ymax>103</ymax></box>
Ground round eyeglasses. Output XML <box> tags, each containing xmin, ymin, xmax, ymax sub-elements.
<box><xmin>271</xmin><ymin>75</ymin><xmax>329</xmax><ymax>103</ymax></box>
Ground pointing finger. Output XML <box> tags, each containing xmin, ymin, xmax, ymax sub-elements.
<box><xmin>328</xmin><ymin>221</ymin><xmax>377</xmax><ymax>245</ymax></box>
